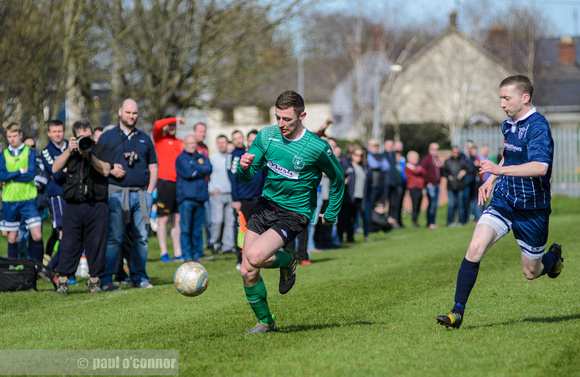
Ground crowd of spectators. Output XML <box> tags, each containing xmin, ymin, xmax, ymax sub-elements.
<box><xmin>0</xmin><ymin>105</ymin><xmax>492</xmax><ymax>293</ymax></box>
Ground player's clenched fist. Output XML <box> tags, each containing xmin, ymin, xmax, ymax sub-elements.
<box><xmin>240</xmin><ymin>153</ymin><xmax>255</xmax><ymax>170</ymax></box>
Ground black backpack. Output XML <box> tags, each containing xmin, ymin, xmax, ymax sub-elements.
<box><xmin>0</xmin><ymin>257</ymin><xmax>40</xmax><ymax>292</ymax></box>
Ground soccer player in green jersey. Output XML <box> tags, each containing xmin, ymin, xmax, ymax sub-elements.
<box><xmin>237</xmin><ymin>90</ymin><xmax>345</xmax><ymax>334</ymax></box>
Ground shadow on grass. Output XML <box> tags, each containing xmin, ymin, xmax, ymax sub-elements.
<box><xmin>464</xmin><ymin>313</ymin><xmax>580</xmax><ymax>329</ymax></box>
<box><xmin>309</xmin><ymin>257</ymin><xmax>336</xmax><ymax>264</ymax></box>
<box><xmin>522</xmin><ymin>313</ymin><xmax>580</xmax><ymax>323</ymax></box>
<box><xmin>279</xmin><ymin>321</ymin><xmax>388</xmax><ymax>333</ymax></box>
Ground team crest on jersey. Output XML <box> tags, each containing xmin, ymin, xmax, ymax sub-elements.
<box><xmin>198</xmin><ymin>158</ymin><xmax>204</xmax><ymax>164</ymax></box>
<box><xmin>293</xmin><ymin>155</ymin><xmax>304</xmax><ymax>171</ymax></box>
<box><xmin>518</xmin><ymin>125</ymin><xmax>529</xmax><ymax>140</ymax></box>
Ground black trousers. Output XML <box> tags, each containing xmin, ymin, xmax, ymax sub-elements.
<box><xmin>409</xmin><ymin>188</ymin><xmax>423</xmax><ymax>225</ymax></box>
<box><xmin>56</xmin><ymin>201</ymin><xmax>109</xmax><ymax>277</ymax></box>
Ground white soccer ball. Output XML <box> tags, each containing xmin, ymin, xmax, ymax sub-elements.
<box><xmin>174</xmin><ymin>262</ymin><xmax>208</xmax><ymax>297</ymax></box>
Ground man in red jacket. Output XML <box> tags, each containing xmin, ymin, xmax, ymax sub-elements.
<box><xmin>153</xmin><ymin>115</ymin><xmax>185</xmax><ymax>262</ymax></box>
<box><xmin>420</xmin><ymin>143</ymin><xmax>442</xmax><ymax>229</ymax></box>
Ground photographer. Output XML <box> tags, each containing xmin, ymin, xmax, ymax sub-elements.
<box><xmin>52</xmin><ymin>119</ymin><xmax>113</xmax><ymax>294</ymax></box>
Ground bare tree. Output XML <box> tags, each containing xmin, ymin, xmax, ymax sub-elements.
<box><xmin>0</xmin><ymin>1</ymin><xmax>63</xmax><ymax>141</ymax></box>
<box><xmin>94</xmin><ymin>0</ymin><xmax>305</xmax><ymax>123</ymax></box>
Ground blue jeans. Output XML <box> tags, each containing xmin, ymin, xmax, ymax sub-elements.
<box><xmin>203</xmin><ymin>199</ymin><xmax>211</xmax><ymax>249</ymax></box>
<box><xmin>102</xmin><ymin>191</ymin><xmax>153</xmax><ymax>285</ymax></box>
<box><xmin>179</xmin><ymin>200</ymin><xmax>205</xmax><ymax>261</ymax></box>
<box><xmin>425</xmin><ymin>185</ymin><xmax>439</xmax><ymax>226</ymax></box>
<box><xmin>447</xmin><ymin>189</ymin><xmax>465</xmax><ymax>225</ymax></box>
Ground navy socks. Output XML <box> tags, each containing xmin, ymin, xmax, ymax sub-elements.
<box><xmin>453</xmin><ymin>258</ymin><xmax>480</xmax><ymax>315</ymax></box>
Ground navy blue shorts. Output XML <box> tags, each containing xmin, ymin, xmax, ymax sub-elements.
<box><xmin>478</xmin><ymin>197</ymin><xmax>550</xmax><ymax>260</ymax></box>
<box><xmin>246</xmin><ymin>197</ymin><xmax>309</xmax><ymax>247</ymax></box>
<box><xmin>0</xmin><ymin>199</ymin><xmax>42</xmax><ymax>232</ymax></box>
<box><xmin>48</xmin><ymin>195</ymin><xmax>66</xmax><ymax>230</ymax></box>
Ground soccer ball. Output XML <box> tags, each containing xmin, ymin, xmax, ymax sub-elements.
<box><xmin>174</xmin><ymin>262</ymin><xmax>208</xmax><ymax>297</ymax></box>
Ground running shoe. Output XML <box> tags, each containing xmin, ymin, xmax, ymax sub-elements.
<box><xmin>547</xmin><ymin>243</ymin><xmax>564</xmax><ymax>279</ymax></box>
<box><xmin>436</xmin><ymin>309</ymin><xmax>463</xmax><ymax>329</ymax></box>
<box><xmin>279</xmin><ymin>249</ymin><xmax>298</xmax><ymax>294</ymax></box>
<box><xmin>245</xmin><ymin>316</ymin><xmax>277</xmax><ymax>334</ymax></box>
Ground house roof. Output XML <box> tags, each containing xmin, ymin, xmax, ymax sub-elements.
<box><xmin>402</xmin><ymin>25</ymin><xmax>509</xmax><ymax>72</ymax></box>
<box><xmin>534</xmin><ymin>62</ymin><xmax>580</xmax><ymax>108</ymax></box>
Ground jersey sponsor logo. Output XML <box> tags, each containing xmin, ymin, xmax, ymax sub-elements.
<box><xmin>267</xmin><ymin>161</ymin><xmax>299</xmax><ymax>179</ymax></box>
<box><xmin>292</xmin><ymin>155</ymin><xmax>304</xmax><ymax>171</ymax></box>
<box><xmin>268</xmin><ymin>137</ymin><xmax>281</xmax><ymax>142</ymax></box>
<box><xmin>505</xmin><ymin>143</ymin><xmax>522</xmax><ymax>152</ymax></box>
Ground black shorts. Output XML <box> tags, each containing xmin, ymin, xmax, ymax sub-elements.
<box><xmin>246</xmin><ymin>197</ymin><xmax>309</xmax><ymax>247</ymax></box>
<box><xmin>156</xmin><ymin>180</ymin><xmax>178</xmax><ymax>216</ymax></box>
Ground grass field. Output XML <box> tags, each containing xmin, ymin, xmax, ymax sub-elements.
<box><xmin>1</xmin><ymin>196</ymin><xmax>579</xmax><ymax>377</ymax></box>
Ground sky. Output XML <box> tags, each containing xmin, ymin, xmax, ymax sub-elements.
<box><xmin>309</xmin><ymin>0</ymin><xmax>580</xmax><ymax>37</ymax></box>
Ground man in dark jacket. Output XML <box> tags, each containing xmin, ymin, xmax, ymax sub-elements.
<box><xmin>442</xmin><ymin>146</ymin><xmax>473</xmax><ymax>226</ymax></box>
<box><xmin>176</xmin><ymin>135</ymin><xmax>212</xmax><ymax>262</ymax></box>
<box><xmin>52</xmin><ymin>119</ymin><xmax>113</xmax><ymax>294</ymax></box>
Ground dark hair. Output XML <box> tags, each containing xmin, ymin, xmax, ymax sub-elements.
<box><xmin>72</xmin><ymin>119</ymin><xmax>94</xmax><ymax>137</ymax></box>
<box><xmin>23</xmin><ymin>136</ymin><xmax>35</xmax><ymax>148</ymax></box>
<box><xmin>247</xmin><ymin>129</ymin><xmax>259</xmax><ymax>138</ymax></box>
<box><xmin>275</xmin><ymin>90</ymin><xmax>304</xmax><ymax>115</ymax></box>
<box><xmin>500</xmin><ymin>75</ymin><xmax>534</xmax><ymax>100</ymax></box>
<box><xmin>46</xmin><ymin>119</ymin><xmax>64</xmax><ymax>132</ymax></box>
<box><xmin>216</xmin><ymin>134</ymin><xmax>229</xmax><ymax>142</ymax></box>
<box><xmin>94</xmin><ymin>127</ymin><xmax>104</xmax><ymax>132</ymax></box>
<box><xmin>231</xmin><ymin>129</ymin><xmax>243</xmax><ymax>137</ymax></box>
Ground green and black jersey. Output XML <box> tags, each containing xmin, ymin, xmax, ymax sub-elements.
<box><xmin>237</xmin><ymin>125</ymin><xmax>345</xmax><ymax>223</ymax></box>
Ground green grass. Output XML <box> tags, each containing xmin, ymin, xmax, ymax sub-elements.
<box><xmin>2</xmin><ymin>196</ymin><xmax>579</xmax><ymax>377</ymax></box>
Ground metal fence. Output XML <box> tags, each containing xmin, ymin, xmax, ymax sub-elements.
<box><xmin>459</xmin><ymin>126</ymin><xmax>580</xmax><ymax>197</ymax></box>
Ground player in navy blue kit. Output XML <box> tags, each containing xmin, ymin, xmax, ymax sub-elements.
<box><xmin>436</xmin><ymin>75</ymin><xmax>563</xmax><ymax>329</ymax></box>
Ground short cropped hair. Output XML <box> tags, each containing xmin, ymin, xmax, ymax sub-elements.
<box><xmin>72</xmin><ymin>119</ymin><xmax>94</xmax><ymax>137</ymax></box>
<box><xmin>247</xmin><ymin>129</ymin><xmax>259</xmax><ymax>138</ymax></box>
<box><xmin>500</xmin><ymin>75</ymin><xmax>534</xmax><ymax>100</ymax></box>
<box><xmin>216</xmin><ymin>134</ymin><xmax>228</xmax><ymax>142</ymax></box>
<box><xmin>275</xmin><ymin>90</ymin><xmax>305</xmax><ymax>116</ymax></box>
<box><xmin>194</xmin><ymin>122</ymin><xmax>206</xmax><ymax>131</ymax></box>
<box><xmin>47</xmin><ymin>119</ymin><xmax>65</xmax><ymax>132</ymax></box>
<box><xmin>4</xmin><ymin>122</ymin><xmax>21</xmax><ymax>133</ymax></box>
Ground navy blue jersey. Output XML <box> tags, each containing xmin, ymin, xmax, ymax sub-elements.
<box><xmin>493</xmin><ymin>109</ymin><xmax>553</xmax><ymax>209</ymax></box>
<box><xmin>98</xmin><ymin>125</ymin><xmax>157</xmax><ymax>188</ymax></box>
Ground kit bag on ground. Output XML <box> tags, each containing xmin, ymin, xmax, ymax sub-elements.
<box><xmin>0</xmin><ymin>256</ymin><xmax>39</xmax><ymax>292</ymax></box>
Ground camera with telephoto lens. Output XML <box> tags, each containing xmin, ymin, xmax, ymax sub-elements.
<box><xmin>124</xmin><ymin>151</ymin><xmax>139</xmax><ymax>167</ymax></box>
<box><xmin>76</xmin><ymin>136</ymin><xmax>95</xmax><ymax>153</ymax></box>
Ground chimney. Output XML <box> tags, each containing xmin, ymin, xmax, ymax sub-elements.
<box><xmin>486</xmin><ymin>24</ymin><xmax>508</xmax><ymax>50</ymax></box>
<box><xmin>558</xmin><ymin>36</ymin><xmax>577</xmax><ymax>66</ymax></box>
<box><xmin>370</xmin><ymin>25</ymin><xmax>385</xmax><ymax>51</ymax></box>
<box><xmin>449</xmin><ymin>9</ymin><xmax>457</xmax><ymax>29</ymax></box>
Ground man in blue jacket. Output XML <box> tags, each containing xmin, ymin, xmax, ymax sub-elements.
<box><xmin>227</xmin><ymin>129</ymin><xmax>266</xmax><ymax>269</ymax></box>
<box><xmin>176</xmin><ymin>135</ymin><xmax>212</xmax><ymax>262</ymax></box>
<box><xmin>41</xmin><ymin>120</ymin><xmax>68</xmax><ymax>267</ymax></box>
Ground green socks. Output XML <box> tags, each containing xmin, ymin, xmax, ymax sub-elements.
<box><xmin>268</xmin><ymin>249</ymin><xmax>292</xmax><ymax>269</ymax></box>
<box><xmin>244</xmin><ymin>279</ymin><xmax>274</xmax><ymax>325</ymax></box>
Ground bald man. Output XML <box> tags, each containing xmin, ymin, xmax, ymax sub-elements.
<box><xmin>175</xmin><ymin>135</ymin><xmax>212</xmax><ymax>262</ymax></box>
<box><xmin>98</xmin><ymin>99</ymin><xmax>158</xmax><ymax>291</ymax></box>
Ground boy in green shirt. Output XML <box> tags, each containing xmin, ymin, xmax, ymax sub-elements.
<box><xmin>0</xmin><ymin>122</ymin><xmax>43</xmax><ymax>261</ymax></box>
<box><xmin>237</xmin><ymin>90</ymin><xmax>345</xmax><ymax>334</ymax></box>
